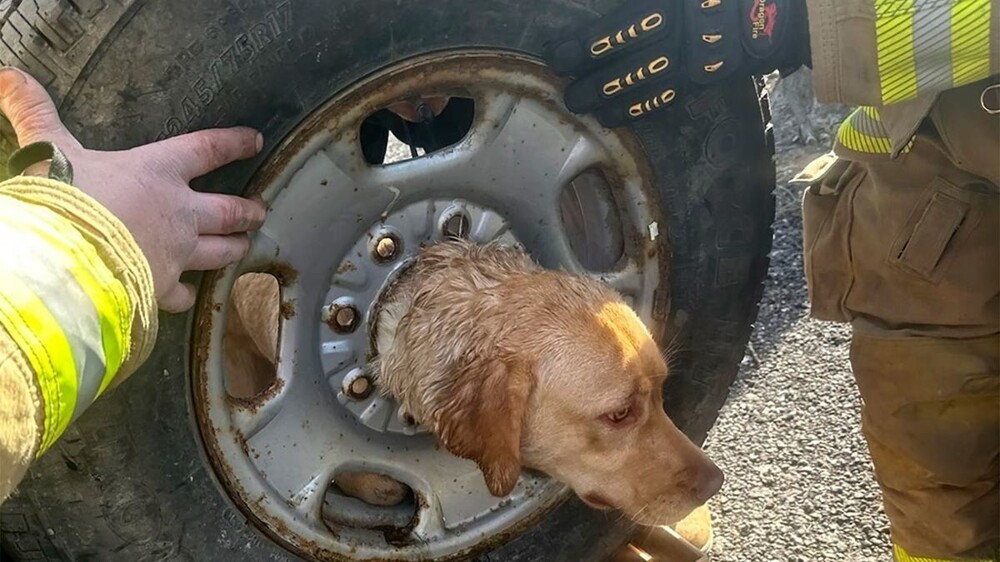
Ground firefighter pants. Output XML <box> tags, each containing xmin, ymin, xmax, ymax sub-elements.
<box><xmin>801</xmin><ymin>83</ymin><xmax>999</xmax><ymax>560</ymax></box>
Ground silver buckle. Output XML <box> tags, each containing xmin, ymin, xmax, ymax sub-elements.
<box><xmin>981</xmin><ymin>83</ymin><xmax>1000</xmax><ymax>115</ymax></box>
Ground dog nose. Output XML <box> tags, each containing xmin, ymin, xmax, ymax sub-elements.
<box><xmin>694</xmin><ymin>462</ymin><xmax>724</xmax><ymax>503</ymax></box>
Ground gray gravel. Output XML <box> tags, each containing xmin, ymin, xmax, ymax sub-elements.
<box><xmin>703</xmin><ymin>80</ymin><xmax>892</xmax><ymax>562</ymax></box>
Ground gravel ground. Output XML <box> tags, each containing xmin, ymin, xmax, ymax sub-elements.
<box><xmin>703</xmin><ymin>83</ymin><xmax>892</xmax><ymax>562</ymax></box>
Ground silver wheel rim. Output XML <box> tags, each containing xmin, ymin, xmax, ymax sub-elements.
<box><xmin>192</xmin><ymin>50</ymin><xmax>666</xmax><ymax>561</ymax></box>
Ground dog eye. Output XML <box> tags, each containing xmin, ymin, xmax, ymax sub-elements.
<box><xmin>605</xmin><ymin>406</ymin><xmax>631</xmax><ymax>424</ymax></box>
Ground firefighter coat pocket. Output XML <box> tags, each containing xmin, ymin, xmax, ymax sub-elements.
<box><xmin>799</xmin><ymin>157</ymin><xmax>867</xmax><ymax>322</ymax></box>
<box><xmin>844</xmin><ymin>174</ymin><xmax>999</xmax><ymax>332</ymax></box>
<box><xmin>888</xmin><ymin>178</ymin><xmax>970</xmax><ymax>284</ymax></box>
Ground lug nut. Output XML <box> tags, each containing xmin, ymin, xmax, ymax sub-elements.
<box><xmin>325</xmin><ymin>303</ymin><xmax>359</xmax><ymax>333</ymax></box>
<box><xmin>374</xmin><ymin>235</ymin><xmax>399</xmax><ymax>261</ymax></box>
<box><xmin>345</xmin><ymin>373</ymin><xmax>373</xmax><ymax>400</ymax></box>
<box><xmin>340</xmin><ymin>368</ymin><xmax>375</xmax><ymax>400</ymax></box>
<box><xmin>442</xmin><ymin>213</ymin><xmax>470</xmax><ymax>239</ymax></box>
<box><xmin>335</xmin><ymin>306</ymin><xmax>356</xmax><ymax>330</ymax></box>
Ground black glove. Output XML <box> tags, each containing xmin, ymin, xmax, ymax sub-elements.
<box><xmin>545</xmin><ymin>0</ymin><xmax>811</xmax><ymax>127</ymax></box>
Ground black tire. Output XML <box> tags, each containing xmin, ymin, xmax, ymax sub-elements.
<box><xmin>0</xmin><ymin>1</ymin><xmax>775</xmax><ymax>560</ymax></box>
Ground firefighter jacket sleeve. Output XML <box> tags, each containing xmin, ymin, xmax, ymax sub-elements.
<box><xmin>806</xmin><ymin>0</ymin><xmax>998</xmax><ymax>108</ymax></box>
<box><xmin>0</xmin><ymin>175</ymin><xmax>157</xmax><ymax>502</ymax></box>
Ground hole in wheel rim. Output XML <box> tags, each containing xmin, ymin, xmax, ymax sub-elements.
<box><xmin>323</xmin><ymin>472</ymin><xmax>417</xmax><ymax>538</ymax></box>
<box><xmin>361</xmin><ymin>96</ymin><xmax>476</xmax><ymax>165</ymax></box>
<box><xmin>224</xmin><ymin>272</ymin><xmax>280</xmax><ymax>399</ymax></box>
<box><xmin>560</xmin><ymin>168</ymin><xmax>626</xmax><ymax>272</ymax></box>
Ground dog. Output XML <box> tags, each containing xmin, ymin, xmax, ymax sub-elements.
<box><xmin>225</xmin><ymin>240</ymin><xmax>722</xmax><ymax>525</ymax></box>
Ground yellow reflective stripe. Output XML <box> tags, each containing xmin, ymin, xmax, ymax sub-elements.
<box><xmin>912</xmin><ymin>2</ymin><xmax>955</xmax><ymax>94</ymax></box>
<box><xmin>0</xmin><ymin>219</ymin><xmax>108</xmax><ymax>423</ymax></box>
<box><xmin>0</xmin><ymin>271</ymin><xmax>77</xmax><ymax>452</ymax></box>
<box><xmin>838</xmin><ymin>119</ymin><xmax>893</xmax><ymax>153</ymax></box>
<box><xmin>837</xmin><ymin>107</ymin><xmax>894</xmax><ymax>154</ymax></box>
<box><xmin>951</xmin><ymin>0</ymin><xmax>992</xmax><ymax>87</ymax></box>
<box><xmin>892</xmin><ymin>544</ymin><xmax>996</xmax><ymax>562</ymax></box>
<box><xmin>876</xmin><ymin>0</ymin><xmax>919</xmax><ymax>104</ymax></box>
<box><xmin>0</xmin><ymin>194</ymin><xmax>134</xmax><ymax>453</ymax></box>
<box><xmin>0</xmin><ymin>200</ymin><xmax>129</xmax><ymax>393</ymax></box>
<box><xmin>836</xmin><ymin>106</ymin><xmax>915</xmax><ymax>156</ymax></box>
<box><xmin>876</xmin><ymin>0</ymin><xmax>993</xmax><ymax>104</ymax></box>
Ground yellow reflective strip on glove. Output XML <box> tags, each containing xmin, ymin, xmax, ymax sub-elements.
<box><xmin>0</xmin><ymin>270</ymin><xmax>77</xmax><ymax>452</ymax></box>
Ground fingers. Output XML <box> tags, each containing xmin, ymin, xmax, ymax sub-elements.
<box><xmin>150</xmin><ymin>126</ymin><xmax>263</xmax><ymax>180</ymax></box>
<box><xmin>159</xmin><ymin>282</ymin><xmax>198</xmax><ymax>314</ymax></box>
<box><xmin>186</xmin><ymin>234</ymin><xmax>251</xmax><ymax>271</ymax></box>
<box><xmin>544</xmin><ymin>4</ymin><xmax>673</xmax><ymax>76</ymax></box>
<box><xmin>0</xmin><ymin>66</ymin><xmax>77</xmax><ymax>148</ymax></box>
<box><xmin>192</xmin><ymin>192</ymin><xmax>267</xmax><ymax>235</ymax></box>
<box><xmin>563</xmin><ymin>41</ymin><xmax>680</xmax><ymax>114</ymax></box>
<box><xmin>160</xmin><ymin>232</ymin><xmax>254</xmax><ymax>312</ymax></box>
<box><xmin>592</xmin><ymin>79</ymin><xmax>682</xmax><ymax>128</ymax></box>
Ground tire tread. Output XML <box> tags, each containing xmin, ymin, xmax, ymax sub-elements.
<box><xmin>0</xmin><ymin>0</ymin><xmax>131</xmax><ymax>179</ymax></box>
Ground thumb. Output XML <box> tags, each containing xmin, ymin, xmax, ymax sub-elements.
<box><xmin>0</xmin><ymin>67</ymin><xmax>76</xmax><ymax>148</ymax></box>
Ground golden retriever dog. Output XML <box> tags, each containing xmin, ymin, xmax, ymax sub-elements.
<box><xmin>225</xmin><ymin>240</ymin><xmax>722</xmax><ymax>525</ymax></box>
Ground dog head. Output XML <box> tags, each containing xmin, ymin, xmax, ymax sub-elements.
<box><xmin>422</xmin><ymin>268</ymin><xmax>723</xmax><ymax>526</ymax></box>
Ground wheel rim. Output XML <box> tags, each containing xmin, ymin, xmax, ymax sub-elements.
<box><xmin>192</xmin><ymin>50</ymin><xmax>666</xmax><ymax>561</ymax></box>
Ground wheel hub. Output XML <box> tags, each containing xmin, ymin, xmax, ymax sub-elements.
<box><xmin>329</xmin><ymin>198</ymin><xmax>521</xmax><ymax>436</ymax></box>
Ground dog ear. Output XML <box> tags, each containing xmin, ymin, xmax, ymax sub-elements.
<box><xmin>432</xmin><ymin>357</ymin><xmax>533</xmax><ymax>497</ymax></box>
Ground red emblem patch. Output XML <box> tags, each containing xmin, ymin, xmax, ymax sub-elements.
<box><xmin>749</xmin><ymin>0</ymin><xmax>778</xmax><ymax>41</ymax></box>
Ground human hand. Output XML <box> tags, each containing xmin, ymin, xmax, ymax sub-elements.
<box><xmin>0</xmin><ymin>67</ymin><xmax>267</xmax><ymax>313</ymax></box>
<box><xmin>544</xmin><ymin>0</ymin><xmax>810</xmax><ymax>127</ymax></box>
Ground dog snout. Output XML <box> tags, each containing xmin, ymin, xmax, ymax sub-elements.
<box><xmin>693</xmin><ymin>460</ymin><xmax>724</xmax><ymax>504</ymax></box>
